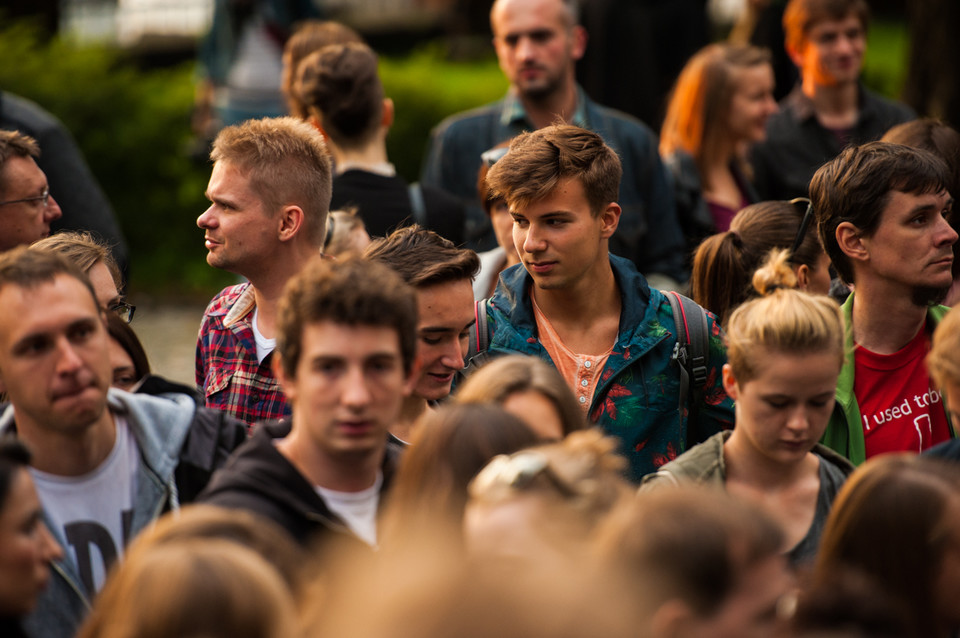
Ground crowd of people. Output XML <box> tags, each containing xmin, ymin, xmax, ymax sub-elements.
<box><xmin>2</xmin><ymin>0</ymin><xmax>960</xmax><ymax>636</ymax></box>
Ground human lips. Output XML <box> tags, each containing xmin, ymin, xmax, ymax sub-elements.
<box><xmin>204</xmin><ymin>236</ymin><xmax>221</xmax><ymax>250</ymax></box>
<box><xmin>527</xmin><ymin>260</ymin><xmax>557</xmax><ymax>275</ymax></box>
<box><xmin>337</xmin><ymin>420</ymin><xmax>376</xmax><ymax>437</ymax></box>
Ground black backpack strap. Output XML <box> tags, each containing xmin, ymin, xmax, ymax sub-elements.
<box><xmin>408</xmin><ymin>182</ymin><xmax>427</xmax><ymax>226</ymax></box>
<box><xmin>666</xmin><ymin>291</ymin><xmax>710</xmax><ymax>451</ymax></box>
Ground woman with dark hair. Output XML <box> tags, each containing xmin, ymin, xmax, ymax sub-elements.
<box><xmin>0</xmin><ymin>438</ymin><xmax>62</xmax><ymax>637</ymax></box>
<box><xmin>814</xmin><ymin>454</ymin><xmax>960</xmax><ymax>638</ymax></box>
<box><xmin>105</xmin><ymin>313</ymin><xmax>151</xmax><ymax>392</ymax></box>
<box><xmin>691</xmin><ymin>199</ymin><xmax>832</xmax><ymax>326</ymax></box>
<box><xmin>661</xmin><ymin>43</ymin><xmax>777</xmax><ymax>249</ymax></box>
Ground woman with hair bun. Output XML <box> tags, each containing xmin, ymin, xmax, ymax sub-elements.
<box><xmin>691</xmin><ymin>199</ymin><xmax>832</xmax><ymax>326</ymax></box>
<box><xmin>645</xmin><ymin>249</ymin><xmax>852</xmax><ymax>566</ymax></box>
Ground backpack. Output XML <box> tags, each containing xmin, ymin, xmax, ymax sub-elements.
<box><xmin>465</xmin><ymin>292</ymin><xmax>710</xmax><ymax>451</ymax></box>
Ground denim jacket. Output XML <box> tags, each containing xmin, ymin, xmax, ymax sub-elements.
<box><xmin>1</xmin><ymin>391</ymin><xmax>209</xmax><ymax>638</ymax></box>
<box><xmin>422</xmin><ymin>88</ymin><xmax>687</xmax><ymax>283</ymax></box>
<box><xmin>485</xmin><ymin>256</ymin><xmax>734</xmax><ymax>481</ymax></box>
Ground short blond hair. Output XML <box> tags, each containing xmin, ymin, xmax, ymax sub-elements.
<box><xmin>927</xmin><ymin>308</ymin><xmax>960</xmax><ymax>389</ymax></box>
<box><xmin>211</xmin><ymin>116</ymin><xmax>332</xmax><ymax>245</ymax></box>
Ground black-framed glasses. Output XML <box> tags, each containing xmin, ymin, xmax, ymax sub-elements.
<box><xmin>789</xmin><ymin>197</ymin><xmax>815</xmax><ymax>258</ymax></box>
<box><xmin>109</xmin><ymin>300</ymin><xmax>136</xmax><ymax>324</ymax></box>
<box><xmin>0</xmin><ymin>187</ymin><xmax>50</xmax><ymax>208</ymax></box>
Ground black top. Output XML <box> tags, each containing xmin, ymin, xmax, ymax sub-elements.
<box><xmin>199</xmin><ymin>419</ymin><xmax>402</xmax><ymax>549</ymax></box>
<box><xmin>331</xmin><ymin>169</ymin><xmax>466</xmax><ymax>245</ymax></box>
<box><xmin>751</xmin><ymin>84</ymin><xmax>916</xmax><ymax>201</ymax></box>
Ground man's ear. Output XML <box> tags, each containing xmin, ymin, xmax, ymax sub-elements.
<box><xmin>786</xmin><ymin>41</ymin><xmax>805</xmax><ymax>70</ymax></box>
<box><xmin>650</xmin><ymin>599</ymin><xmax>698</xmax><ymax>638</ymax></box>
<box><xmin>836</xmin><ymin>221</ymin><xmax>869</xmax><ymax>264</ymax></box>
<box><xmin>278</xmin><ymin>205</ymin><xmax>305</xmax><ymax>242</ymax></box>
<box><xmin>570</xmin><ymin>24</ymin><xmax>588</xmax><ymax>61</ymax></box>
<box><xmin>381</xmin><ymin>98</ymin><xmax>394</xmax><ymax>130</ymax></box>
<box><xmin>722</xmin><ymin>363</ymin><xmax>739</xmax><ymax>401</ymax></box>
<box><xmin>599</xmin><ymin>202</ymin><xmax>621</xmax><ymax>238</ymax></box>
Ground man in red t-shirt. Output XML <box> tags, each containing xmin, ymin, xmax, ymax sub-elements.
<box><xmin>810</xmin><ymin>141</ymin><xmax>958</xmax><ymax>464</ymax></box>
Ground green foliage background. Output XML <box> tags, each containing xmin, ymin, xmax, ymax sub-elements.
<box><xmin>1</xmin><ymin>18</ymin><xmax>905</xmax><ymax>297</ymax></box>
<box><xmin>0</xmin><ymin>22</ymin><xmax>505</xmax><ymax>296</ymax></box>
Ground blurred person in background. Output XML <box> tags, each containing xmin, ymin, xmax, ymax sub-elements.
<box><xmin>323</xmin><ymin>209</ymin><xmax>371</xmax><ymax>258</ymax></box>
<box><xmin>0</xmin><ymin>130</ymin><xmax>62</xmax><ymax>253</ymax></box>
<box><xmin>455</xmin><ymin>354</ymin><xmax>585</xmax><ymax>440</ymax></box>
<box><xmin>281</xmin><ymin>20</ymin><xmax>363</xmax><ymax>121</ymax></box>
<box><xmin>691</xmin><ymin>198</ymin><xmax>831</xmax><ymax>327</ymax></box>
<box><xmin>472</xmin><ymin>143</ymin><xmax>519</xmax><ymax>300</ymax></box>
<box><xmin>660</xmin><ymin>43</ymin><xmax>776</xmax><ymax>251</ymax></box>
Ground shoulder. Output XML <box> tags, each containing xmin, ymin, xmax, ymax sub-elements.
<box><xmin>587</xmin><ymin>101</ymin><xmax>658</xmax><ymax>149</ymax></box>
<box><xmin>813</xmin><ymin>443</ymin><xmax>856</xmax><ymax>478</ymax></box>
<box><xmin>860</xmin><ymin>86</ymin><xmax>916</xmax><ymax>120</ymax></box>
<box><xmin>430</xmin><ymin>100</ymin><xmax>504</xmax><ymax>140</ymax></box>
<box><xmin>643</xmin><ymin>431</ymin><xmax>728</xmax><ymax>487</ymax></box>
<box><xmin>203</xmin><ymin>283</ymin><xmax>250</xmax><ymax>320</ymax></box>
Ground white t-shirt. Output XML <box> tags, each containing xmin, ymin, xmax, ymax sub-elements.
<box><xmin>251</xmin><ymin>307</ymin><xmax>276</xmax><ymax>364</ymax></box>
<box><xmin>31</xmin><ymin>417</ymin><xmax>139</xmax><ymax>594</ymax></box>
<box><xmin>315</xmin><ymin>472</ymin><xmax>383</xmax><ymax>548</ymax></box>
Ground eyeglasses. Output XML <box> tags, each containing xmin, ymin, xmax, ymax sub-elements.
<box><xmin>109</xmin><ymin>300</ymin><xmax>136</xmax><ymax>324</ymax></box>
<box><xmin>789</xmin><ymin>197</ymin><xmax>815</xmax><ymax>258</ymax></box>
<box><xmin>0</xmin><ymin>187</ymin><xmax>50</xmax><ymax>208</ymax></box>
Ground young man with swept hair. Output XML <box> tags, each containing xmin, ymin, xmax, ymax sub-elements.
<box><xmin>0</xmin><ymin>247</ymin><xmax>245</xmax><ymax>638</ymax></box>
<box><xmin>196</xmin><ymin>116</ymin><xmax>332</xmax><ymax>428</ymax></box>
<box><xmin>751</xmin><ymin>0</ymin><xmax>914</xmax><ymax>200</ymax></box>
<box><xmin>811</xmin><ymin>141</ymin><xmax>958</xmax><ymax>463</ymax></box>
<box><xmin>0</xmin><ymin>130</ymin><xmax>63</xmax><ymax>251</ymax></box>
<box><xmin>200</xmin><ymin>255</ymin><xmax>418</xmax><ymax>549</ymax></box>
<box><xmin>364</xmin><ymin>225</ymin><xmax>480</xmax><ymax>441</ymax></box>
<box><xmin>482</xmin><ymin>124</ymin><xmax>733</xmax><ymax>481</ymax></box>
<box><xmin>421</xmin><ymin>0</ymin><xmax>685</xmax><ymax>288</ymax></box>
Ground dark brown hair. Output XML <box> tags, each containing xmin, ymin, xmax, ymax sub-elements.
<box><xmin>296</xmin><ymin>42</ymin><xmax>383</xmax><ymax>151</ymax></box>
<box><xmin>810</xmin><ymin>142</ymin><xmax>951</xmax><ymax>284</ymax></box>
<box><xmin>815</xmin><ymin>454</ymin><xmax>960</xmax><ymax>638</ymax></box>
<box><xmin>691</xmin><ymin>200</ymin><xmax>825</xmax><ymax>326</ymax></box>
<box><xmin>364</xmin><ymin>224</ymin><xmax>479</xmax><ymax>289</ymax></box>
<box><xmin>0</xmin><ymin>246</ymin><xmax>98</xmax><ymax>310</ymax></box>
<box><xmin>282</xmin><ymin>20</ymin><xmax>363</xmax><ymax>120</ymax></box>
<box><xmin>485</xmin><ymin>124</ymin><xmax>621</xmax><ymax>217</ymax></box>
<box><xmin>32</xmin><ymin>231</ymin><xmax>122</xmax><ymax>293</ymax></box>
<box><xmin>783</xmin><ymin>0</ymin><xmax>869</xmax><ymax>53</ymax></box>
<box><xmin>0</xmin><ymin>130</ymin><xmax>40</xmax><ymax>198</ymax></box>
<box><xmin>276</xmin><ymin>254</ymin><xmax>418</xmax><ymax>378</ymax></box>
<box><xmin>105</xmin><ymin>313</ymin><xmax>151</xmax><ymax>382</ymax></box>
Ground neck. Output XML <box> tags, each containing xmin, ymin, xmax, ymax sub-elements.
<box><xmin>18</xmin><ymin>409</ymin><xmax>116</xmax><ymax>476</ymax></box>
<box><xmin>724</xmin><ymin>432</ymin><xmax>814</xmax><ymax>487</ymax></box>
<box><xmin>390</xmin><ymin>396</ymin><xmax>429</xmax><ymax>443</ymax></box>
<box><xmin>850</xmin><ymin>284</ymin><xmax>928</xmax><ymax>354</ymax></box>
<box><xmin>518</xmin><ymin>79</ymin><xmax>579</xmax><ymax>130</ymax></box>
<box><xmin>277</xmin><ymin>426</ymin><xmax>382</xmax><ymax>492</ymax></box>
<box><xmin>246</xmin><ymin>248</ymin><xmax>318</xmax><ymax>339</ymax></box>
<box><xmin>532</xmin><ymin>254</ymin><xmax>619</xmax><ymax>326</ymax></box>
<box><xmin>331</xmin><ymin>135</ymin><xmax>390</xmax><ymax>174</ymax></box>
<box><xmin>802</xmin><ymin>79</ymin><xmax>859</xmax><ymax>123</ymax></box>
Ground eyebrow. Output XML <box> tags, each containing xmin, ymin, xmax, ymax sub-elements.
<box><xmin>420</xmin><ymin>319</ymin><xmax>477</xmax><ymax>334</ymax></box>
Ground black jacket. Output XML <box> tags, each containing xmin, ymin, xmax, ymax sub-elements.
<box><xmin>198</xmin><ymin>420</ymin><xmax>402</xmax><ymax>548</ymax></box>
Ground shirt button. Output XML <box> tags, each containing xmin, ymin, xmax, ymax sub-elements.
<box><xmin>580</xmin><ymin>379</ymin><xmax>588</xmax><ymax>387</ymax></box>
<box><xmin>579</xmin><ymin>396</ymin><xmax>586</xmax><ymax>404</ymax></box>
<box><xmin>584</xmin><ymin>361</ymin><xmax>591</xmax><ymax>368</ymax></box>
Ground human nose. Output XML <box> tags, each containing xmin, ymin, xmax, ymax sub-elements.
<box><xmin>46</xmin><ymin>194</ymin><xmax>63</xmax><ymax>222</ymax></box>
<box><xmin>442</xmin><ymin>340</ymin><xmax>466</xmax><ymax>371</ymax></box>
<box><xmin>55</xmin><ymin>337</ymin><xmax>84</xmax><ymax>375</ymax></box>
<box><xmin>516</xmin><ymin>35</ymin><xmax>537</xmax><ymax>62</ymax></box>
<box><xmin>197</xmin><ymin>205</ymin><xmax>216</xmax><ymax>229</ymax></box>
<box><xmin>521</xmin><ymin>224</ymin><xmax>546</xmax><ymax>254</ymax></box>
<box><xmin>341</xmin><ymin>367</ymin><xmax>373</xmax><ymax>409</ymax></box>
<box><xmin>786</xmin><ymin>408</ymin><xmax>810</xmax><ymax>434</ymax></box>
<box><xmin>38</xmin><ymin>522</ymin><xmax>64</xmax><ymax>563</ymax></box>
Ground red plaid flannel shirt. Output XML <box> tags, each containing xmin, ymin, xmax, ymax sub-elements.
<box><xmin>196</xmin><ymin>283</ymin><xmax>290</xmax><ymax>429</ymax></box>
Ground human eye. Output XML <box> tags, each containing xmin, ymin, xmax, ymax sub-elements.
<box><xmin>13</xmin><ymin>336</ymin><xmax>52</xmax><ymax>357</ymax></box>
<box><xmin>421</xmin><ymin>335</ymin><xmax>443</xmax><ymax>346</ymax></box>
<box><xmin>68</xmin><ymin>322</ymin><xmax>97</xmax><ymax>344</ymax></box>
<box><xmin>512</xmin><ymin>215</ymin><xmax>529</xmax><ymax>228</ymax></box>
<box><xmin>503</xmin><ymin>34</ymin><xmax>519</xmax><ymax>47</ymax></box>
<box><xmin>368</xmin><ymin>357</ymin><xmax>397</xmax><ymax>374</ymax></box>
<box><xmin>764</xmin><ymin>398</ymin><xmax>790</xmax><ymax>410</ymax></box>
<box><xmin>313</xmin><ymin>359</ymin><xmax>343</xmax><ymax>375</ymax></box>
<box><xmin>530</xmin><ymin>29</ymin><xmax>553</xmax><ymax>44</ymax></box>
<box><xmin>113</xmin><ymin>373</ymin><xmax>138</xmax><ymax>390</ymax></box>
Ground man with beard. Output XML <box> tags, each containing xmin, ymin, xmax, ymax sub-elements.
<box><xmin>811</xmin><ymin>141</ymin><xmax>958</xmax><ymax>464</ymax></box>
<box><xmin>421</xmin><ymin>0</ymin><xmax>685</xmax><ymax>289</ymax></box>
